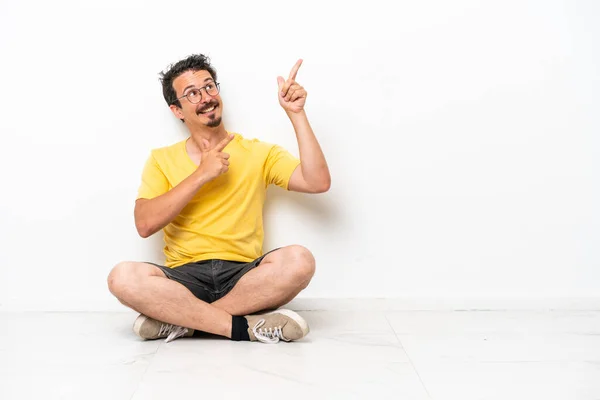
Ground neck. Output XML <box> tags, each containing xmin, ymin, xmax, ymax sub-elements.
<box><xmin>187</xmin><ymin>124</ymin><xmax>228</xmax><ymax>152</ymax></box>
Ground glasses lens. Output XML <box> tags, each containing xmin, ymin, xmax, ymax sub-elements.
<box><xmin>186</xmin><ymin>89</ymin><xmax>201</xmax><ymax>104</ymax></box>
<box><xmin>206</xmin><ymin>82</ymin><xmax>219</xmax><ymax>96</ymax></box>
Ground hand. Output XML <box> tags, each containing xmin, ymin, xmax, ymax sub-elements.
<box><xmin>277</xmin><ymin>59</ymin><xmax>307</xmax><ymax>114</ymax></box>
<box><xmin>196</xmin><ymin>133</ymin><xmax>234</xmax><ymax>181</ymax></box>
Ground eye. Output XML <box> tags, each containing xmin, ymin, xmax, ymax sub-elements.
<box><xmin>206</xmin><ymin>83</ymin><xmax>215</xmax><ymax>90</ymax></box>
<box><xmin>187</xmin><ymin>89</ymin><xmax>200</xmax><ymax>98</ymax></box>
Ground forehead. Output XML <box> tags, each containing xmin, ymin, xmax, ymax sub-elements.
<box><xmin>172</xmin><ymin>70</ymin><xmax>214</xmax><ymax>94</ymax></box>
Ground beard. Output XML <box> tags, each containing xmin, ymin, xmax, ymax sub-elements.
<box><xmin>206</xmin><ymin>116</ymin><xmax>222</xmax><ymax>128</ymax></box>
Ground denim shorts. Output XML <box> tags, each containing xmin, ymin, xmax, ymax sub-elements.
<box><xmin>149</xmin><ymin>248</ymin><xmax>278</xmax><ymax>303</ymax></box>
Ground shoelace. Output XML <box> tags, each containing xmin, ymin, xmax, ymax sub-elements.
<box><xmin>251</xmin><ymin>319</ymin><xmax>288</xmax><ymax>344</ymax></box>
<box><xmin>159</xmin><ymin>324</ymin><xmax>189</xmax><ymax>343</ymax></box>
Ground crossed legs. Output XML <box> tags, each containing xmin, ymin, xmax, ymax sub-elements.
<box><xmin>107</xmin><ymin>245</ymin><xmax>315</xmax><ymax>338</ymax></box>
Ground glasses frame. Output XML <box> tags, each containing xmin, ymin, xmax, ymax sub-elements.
<box><xmin>174</xmin><ymin>81</ymin><xmax>221</xmax><ymax>105</ymax></box>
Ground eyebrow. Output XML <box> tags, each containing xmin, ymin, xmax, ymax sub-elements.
<box><xmin>181</xmin><ymin>78</ymin><xmax>215</xmax><ymax>95</ymax></box>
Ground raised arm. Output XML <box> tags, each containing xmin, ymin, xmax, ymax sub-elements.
<box><xmin>277</xmin><ymin>59</ymin><xmax>330</xmax><ymax>193</ymax></box>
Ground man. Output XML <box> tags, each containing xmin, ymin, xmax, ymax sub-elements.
<box><xmin>107</xmin><ymin>54</ymin><xmax>330</xmax><ymax>344</ymax></box>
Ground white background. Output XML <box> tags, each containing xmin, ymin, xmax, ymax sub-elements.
<box><xmin>0</xmin><ymin>0</ymin><xmax>598</xmax><ymax>311</ymax></box>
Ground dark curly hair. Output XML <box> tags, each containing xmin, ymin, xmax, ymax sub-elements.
<box><xmin>159</xmin><ymin>54</ymin><xmax>217</xmax><ymax>109</ymax></box>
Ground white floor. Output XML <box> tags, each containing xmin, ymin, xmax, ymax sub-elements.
<box><xmin>1</xmin><ymin>310</ymin><xmax>600</xmax><ymax>400</ymax></box>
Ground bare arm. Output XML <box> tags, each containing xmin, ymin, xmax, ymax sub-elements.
<box><xmin>134</xmin><ymin>172</ymin><xmax>209</xmax><ymax>238</ymax></box>
<box><xmin>277</xmin><ymin>60</ymin><xmax>331</xmax><ymax>193</ymax></box>
<box><xmin>135</xmin><ymin>133</ymin><xmax>234</xmax><ymax>238</ymax></box>
<box><xmin>287</xmin><ymin>110</ymin><xmax>330</xmax><ymax>193</ymax></box>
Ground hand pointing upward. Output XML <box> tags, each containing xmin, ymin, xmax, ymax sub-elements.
<box><xmin>277</xmin><ymin>59</ymin><xmax>307</xmax><ymax>114</ymax></box>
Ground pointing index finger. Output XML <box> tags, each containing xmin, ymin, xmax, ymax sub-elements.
<box><xmin>215</xmin><ymin>133</ymin><xmax>235</xmax><ymax>151</ymax></box>
<box><xmin>288</xmin><ymin>59</ymin><xmax>303</xmax><ymax>81</ymax></box>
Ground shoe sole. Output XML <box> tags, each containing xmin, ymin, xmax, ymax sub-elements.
<box><xmin>265</xmin><ymin>309</ymin><xmax>310</xmax><ymax>338</ymax></box>
<box><xmin>132</xmin><ymin>314</ymin><xmax>149</xmax><ymax>339</ymax></box>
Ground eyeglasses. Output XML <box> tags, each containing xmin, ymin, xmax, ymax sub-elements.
<box><xmin>175</xmin><ymin>82</ymin><xmax>220</xmax><ymax>104</ymax></box>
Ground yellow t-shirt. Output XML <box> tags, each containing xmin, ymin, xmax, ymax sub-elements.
<box><xmin>137</xmin><ymin>132</ymin><xmax>300</xmax><ymax>268</ymax></box>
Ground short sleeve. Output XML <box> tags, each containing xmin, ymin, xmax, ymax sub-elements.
<box><xmin>137</xmin><ymin>152</ymin><xmax>170</xmax><ymax>200</ymax></box>
<box><xmin>263</xmin><ymin>144</ymin><xmax>301</xmax><ymax>190</ymax></box>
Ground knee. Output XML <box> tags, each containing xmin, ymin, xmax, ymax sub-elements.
<box><xmin>107</xmin><ymin>261</ymin><xmax>138</xmax><ymax>298</ymax></box>
<box><xmin>286</xmin><ymin>245</ymin><xmax>316</xmax><ymax>286</ymax></box>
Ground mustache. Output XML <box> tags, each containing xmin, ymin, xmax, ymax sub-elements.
<box><xmin>196</xmin><ymin>101</ymin><xmax>219</xmax><ymax>114</ymax></box>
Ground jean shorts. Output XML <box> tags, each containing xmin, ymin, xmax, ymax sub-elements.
<box><xmin>149</xmin><ymin>248</ymin><xmax>278</xmax><ymax>304</ymax></box>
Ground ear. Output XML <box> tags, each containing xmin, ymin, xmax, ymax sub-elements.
<box><xmin>169</xmin><ymin>104</ymin><xmax>185</xmax><ymax>120</ymax></box>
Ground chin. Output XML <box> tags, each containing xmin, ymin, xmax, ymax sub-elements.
<box><xmin>206</xmin><ymin>117</ymin><xmax>222</xmax><ymax>128</ymax></box>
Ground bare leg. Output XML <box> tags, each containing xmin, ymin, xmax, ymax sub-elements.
<box><xmin>211</xmin><ymin>245</ymin><xmax>316</xmax><ymax>316</ymax></box>
<box><xmin>107</xmin><ymin>262</ymin><xmax>232</xmax><ymax>337</ymax></box>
